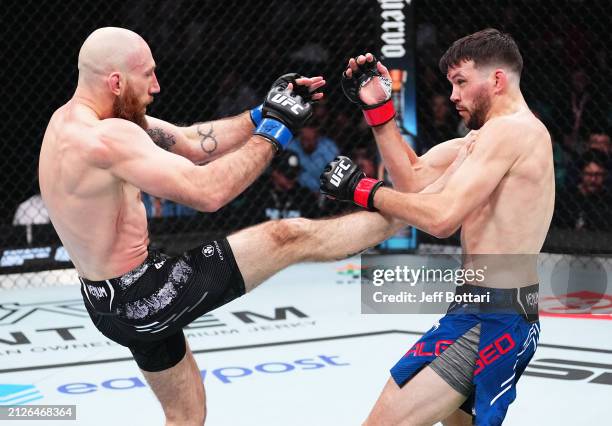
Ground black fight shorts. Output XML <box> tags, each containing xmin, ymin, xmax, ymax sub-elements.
<box><xmin>80</xmin><ymin>239</ymin><xmax>245</xmax><ymax>372</ymax></box>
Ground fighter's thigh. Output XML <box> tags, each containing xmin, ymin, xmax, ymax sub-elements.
<box><xmin>227</xmin><ymin>218</ymin><xmax>311</xmax><ymax>290</ymax></box>
<box><xmin>365</xmin><ymin>367</ymin><xmax>467</xmax><ymax>426</ymax></box>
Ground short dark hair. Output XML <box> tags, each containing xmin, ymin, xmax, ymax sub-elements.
<box><xmin>581</xmin><ymin>150</ymin><xmax>608</xmax><ymax>171</ymax></box>
<box><xmin>439</xmin><ymin>28</ymin><xmax>523</xmax><ymax>76</ymax></box>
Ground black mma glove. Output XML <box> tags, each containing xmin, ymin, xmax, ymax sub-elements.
<box><xmin>341</xmin><ymin>55</ymin><xmax>395</xmax><ymax>127</ymax></box>
<box><xmin>254</xmin><ymin>73</ymin><xmax>318</xmax><ymax>151</ymax></box>
<box><xmin>320</xmin><ymin>156</ymin><xmax>385</xmax><ymax>211</ymax></box>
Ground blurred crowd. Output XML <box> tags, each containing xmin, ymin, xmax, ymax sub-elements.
<box><xmin>10</xmin><ymin>0</ymin><xmax>612</xmax><ymax>241</ymax></box>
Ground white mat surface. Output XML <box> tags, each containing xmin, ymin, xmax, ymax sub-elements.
<box><xmin>1</xmin><ymin>260</ymin><xmax>611</xmax><ymax>425</ymax></box>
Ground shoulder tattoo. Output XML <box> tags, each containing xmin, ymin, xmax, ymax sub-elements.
<box><xmin>146</xmin><ymin>128</ymin><xmax>177</xmax><ymax>151</ymax></box>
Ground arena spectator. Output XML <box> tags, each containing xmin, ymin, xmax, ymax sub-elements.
<box><xmin>553</xmin><ymin>151</ymin><xmax>612</xmax><ymax>231</ymax></box>
<box><xmin>560</xmin><ymin>69</ymin><xmax>601</xmax><ymax>150</ymax></box>
<box><xmin>214</xmin><ymin>71</ymin><xmax>258</xmax><ymax>118</ymax></box>
<box><xmin>242</xmin><ymin>150</ymin><xmax>319</xmax><ymax>222</ymax></box>
<box><xmin>352</xmin><ymin>146</ymin><xmax>378</xmax><ymax>179</ymax></box>
<box><xmin>565</xmin><ymin>130</ymin><xmax>612</xmax><ymax>188</ymax></box>
<box><xmin>587</xmin><ymin>131</ymin><xmax>611</xmax><ymax>156</ymax></box>
<box><xmin>289</xmin><ymin>119</ymin><xmax>339</xmax><ymax>193</ymax></box>
<box><xmin>419</xmin><ymin>93</ymin><xmax>458</xmax><ymax>152</ymax></box>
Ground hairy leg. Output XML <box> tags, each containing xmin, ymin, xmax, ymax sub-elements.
<box><xmin>140</xmin><ymin>341</ymin><xmax>206</xmax><ymax>426</ymax></box>
<box><xmin>227</xmin><ymin>211</ymin><xmax>403</xmax><ymax>291</ymax></box>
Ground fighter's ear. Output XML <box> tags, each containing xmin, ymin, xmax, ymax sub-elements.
<box><xmin>108</xmin><ymin>72</ymin><xmax>121</xmax><ymax>96</ymax></box>
<box><xmin>492</xmin><ymin>68</ymin><xmax>508</xmax><ymax>93</ymax></box>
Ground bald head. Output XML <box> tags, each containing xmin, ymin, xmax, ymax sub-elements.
<box><xmin>78</xmin><ymin>27</ymin><xmax>151</xmax><ymax>85</ymax></box>
<box><xmin>74</xmin><ymin>27</ymin><xmax>159</xmax><ymax>125</ymax></box>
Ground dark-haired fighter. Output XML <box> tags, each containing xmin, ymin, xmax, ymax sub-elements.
<box><xmin>322</xmin><ymin>29</ymin><xmax>554</xmax><ymax>425</ymax></box>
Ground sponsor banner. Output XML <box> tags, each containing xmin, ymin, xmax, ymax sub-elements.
<box><xmin>376</xmin><ymin>0</ymin><xmax>418</xmax><ymax>252</ymax></box>
<box><xmin>1</xmin><ymin>335</ymin><xmax>611</xmax><ymax>425</ymax></box>
<box><xmin>0</xmin><ymin>245</ymin><xmax>72</xmax><ymax>274</ymax></box>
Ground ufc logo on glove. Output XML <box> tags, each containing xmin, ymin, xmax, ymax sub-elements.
<box><xmin>330</xmin><ymin>160</ymin><xmax>352</xmax><ymax>187</ymax></box>
<box><xmin>270</xmin><ymin>94</ymin><xmax>305</xmax><ymax>115</ymax></box>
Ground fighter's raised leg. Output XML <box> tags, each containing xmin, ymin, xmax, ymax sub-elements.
<box><xmin>228</xmin><ymin>211</ymin><xmax>403</xmax><ymax>291</ymax></box>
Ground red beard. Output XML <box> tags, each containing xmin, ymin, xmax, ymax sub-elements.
<box><xmin>112</xmin><ymin>84</ymin><xmax>148</xmax><ymax>129</ymax></box>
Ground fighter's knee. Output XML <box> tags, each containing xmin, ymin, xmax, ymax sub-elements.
<box><xmin>266</xmin><ymin>218</ymin><xmax>312</xmax><ymax>247</ymax></box>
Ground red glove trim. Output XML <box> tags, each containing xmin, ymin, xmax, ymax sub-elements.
<box><xmin>354</xmin><ymin>178</ymin><xmax>380</xmax><ymax>209</ymax></box>
<box><xmin>363</xmin><ymin>99</ymin><xmax>396</xmax><ymax>127</ymax></box>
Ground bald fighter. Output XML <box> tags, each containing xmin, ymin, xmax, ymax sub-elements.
<box><xmin>39</xmin><ymin>27</ymin><xmax>403</xmax><ymax>425</ymax></box>
<box><xmin>321</xmin><ymin>29</ymin><xmax>553</xmax><ymax>425</ymax></box>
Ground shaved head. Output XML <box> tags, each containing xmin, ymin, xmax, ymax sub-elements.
<box><xmin>75</xmin><ymin>27</ymin><xmax>159</xmax><ymax>129</ymax></box>
<box><xmin>78</xmin><ymin>27</ymin><xmax>150</xmax><ymax>84</ymax></box>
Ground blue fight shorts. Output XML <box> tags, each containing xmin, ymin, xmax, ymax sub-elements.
<box><xmin>390</xmin><ymin>283</ymin><xmax>540</xmax><ymax>426</ymax></box>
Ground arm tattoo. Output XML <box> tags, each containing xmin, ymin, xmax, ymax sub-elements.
<box><xmin>146</xmin><ymin>128</ymin><xmax>177</xmax><ymax>151</ymax></box>
<box><xmin>197</xmin><ymin>123</ymin><xmax>219</xmax><ymax>155</ymax></box>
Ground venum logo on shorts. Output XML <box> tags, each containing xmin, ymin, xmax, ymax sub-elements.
<box><xmin>526</xmin><ymin>292</ymin><xmax>539</xmax><ymax>307</ymax></box>
<box><xmin>86</xmin><ymin>285</ymin><xmax>107</xmax><ymax>300</ymax></box>
<box><xmin>202</xmin><ymin>245</ymin><xmax>215</xmax><ymax>258</ymax></box>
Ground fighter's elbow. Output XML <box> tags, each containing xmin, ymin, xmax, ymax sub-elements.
<box><xmin>196</xmin><ymin>193</ymin><xmax>225</xmax><ymax>212</ymax></box>
<box><xmin>428</xmin><ymin>210</ymin><xmax>460</xmax><ymax>239</ymax></box>
<box><xmin>181</xmin><ymin>182</ymin><xmax>224</xmax><ymax>212</ymax></box>
<box><xmin>430</xmin><ymin>223</ymin><xmax>456</xmax><ymax>239</ymax></box>
<box><xmin>181</xmin><ymin>168</ymin><xmax>227</xmax><ymax>212</ymax></box>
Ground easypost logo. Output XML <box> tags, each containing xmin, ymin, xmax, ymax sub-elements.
<box><xmin>0</xmin><ymin>384</ymin><xmax>43</xmax><ymax>405</ymax></box>
<box><xmin>56</xmin><ymin>355</ymin><xmax>350</xmax><ymax>396</ymax></box>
